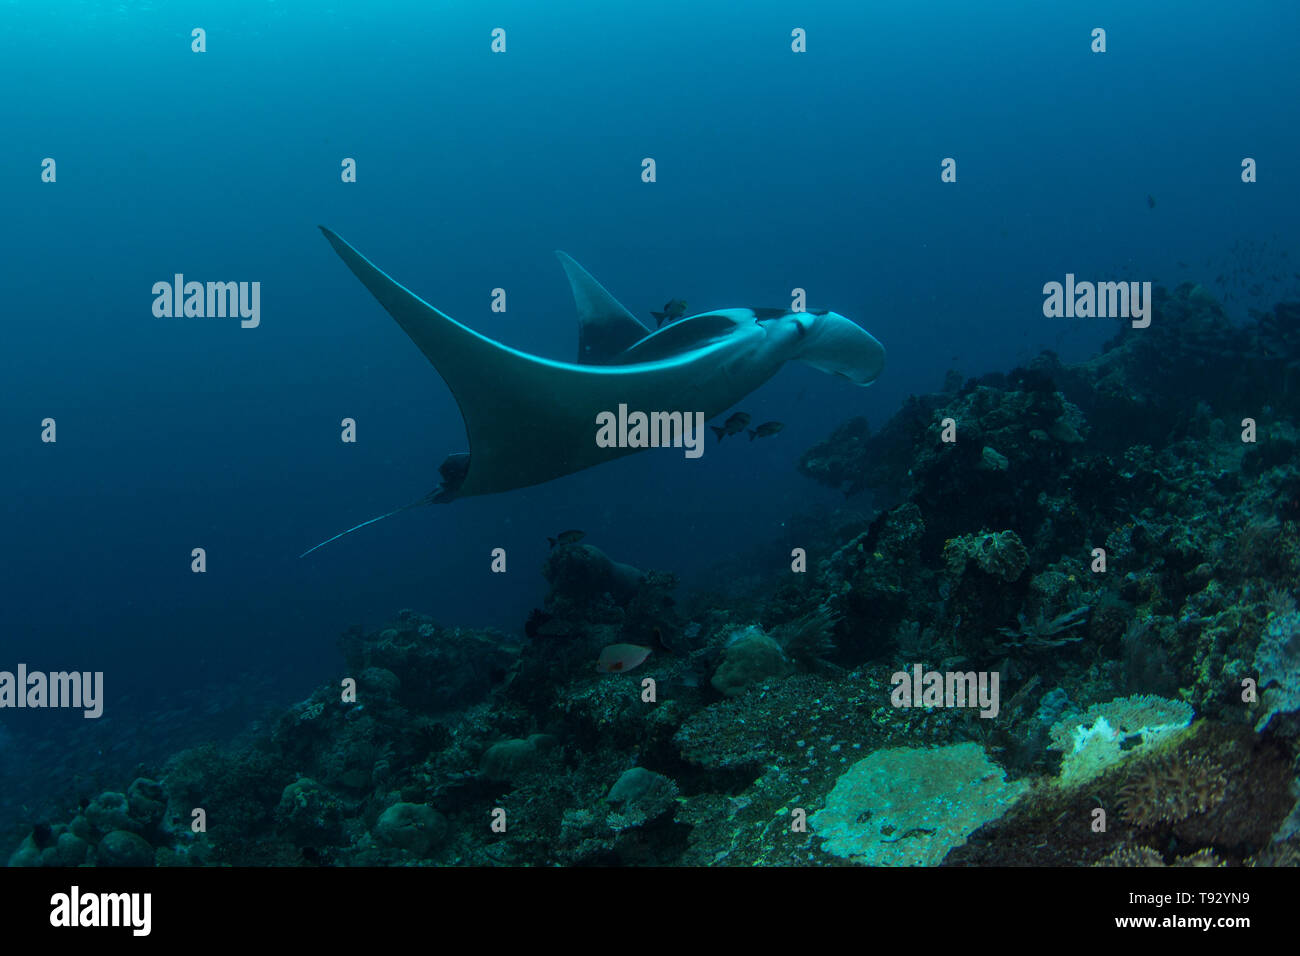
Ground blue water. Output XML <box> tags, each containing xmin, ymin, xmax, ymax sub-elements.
<box><xmin>1</xmin><ymin>0</ymin><xmax>1297</xmax><ymax>816</ymax></box>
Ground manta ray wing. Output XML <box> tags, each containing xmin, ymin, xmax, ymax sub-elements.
<box><xmin>319</xmin><ymin>228</ymin><xmax>760</xmax><ymax>498</ymax></box>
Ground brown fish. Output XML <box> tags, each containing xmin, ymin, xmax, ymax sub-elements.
<box><xmin>650</xmin><ymin>299</ymin><xmax>687</xmax><ymax>327</ymax></box>
<box><xmin>548</xmin><ymin>529</ymin><xmax>586</xmax><ymax>548</ymax></box>
<box><xmin>710</xmin><ymin>412</ymin><xmax>751</xmax><ymax>442</ymax></box>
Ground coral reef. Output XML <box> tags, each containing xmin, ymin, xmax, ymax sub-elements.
<box><xmin>811</xmin><ymin>742</ymin><xmax>1028</xmax><ymax>866</ymax></box>
<box><xmin>10</xmin><ymin>285</ymin><xmax>1300</xmax><ymax>868</ymax></box>
<box><xmin>945</xmin><ymin>530</ymin><xmax>1030</xmax><ymax>583</ymax></box>
<box><xmin>8</xmin><ymin>776</ymin><xmax>183</xmax><ymax>868</ymax></box>
<box><xmin>1254</xmin><ymin>609</ymin><xmax>1300</xmax><ymax>731</ymax></box>
<box><xmin>710</xmin><ymin>626</ymin><xmax>793</xmax><ymax>697</ymax></box>
<box><xmin>1117</xmin><ymin>753</ymin><xmax>1228</xmax><ymax>827</ymax></box>
<box><xmin>1048</xmin><ymin>694</ymin><xmax>1195</xmax><ymax>785</ymax></box>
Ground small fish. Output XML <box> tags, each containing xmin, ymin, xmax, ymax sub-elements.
<box><xmin>710</xmin><ymin>411</ymin><xmax>751</xmax><ymax>442</ymax></box>
<box><xmin>651</xmin><ymin>299</ymin><xmax>687</xmax><ymax>327</ymax></box>
<box><xmin>1147</xmin><ymin>194</ymin><xmax>1156</xmax><ymax>209</ymax></box>
<box><xmin>548</xmin><ymin>529</ymin><xmax>586</xmax><ymax>548</ymax></box>
<box><xmin>748</xmin><ymin>421</ymin><xmax>784</xmax><ymax>441</ymax></box>
<box><xmin>596</xmin><ymin>644</ymin><xmax>652</xmax><ymax>673</ymax></box>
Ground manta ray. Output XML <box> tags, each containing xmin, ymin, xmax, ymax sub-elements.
<box><xmin>301</xmin><ymin>227</ymin><xmax>885</xmax><ymax>556</ymax></box>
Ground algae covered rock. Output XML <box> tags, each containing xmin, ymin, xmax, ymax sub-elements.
<box><xmin>358</xmin><ymin>666</ymin><xmax>401</xmax><ymax>703</ymax></box>
<box><xmin>606</xmin><ymin>767</ymin><xmax>679</xmax><ymax>827</ymax></box>
<box><xmin>275</xmin><ymin>776</ymin><xmax>344</xmax><ymax>841</ymax></box>
<box><xmin>56</xmin><ymin>831</ymin><xmax>89</xmax><ymax>866</ymax></box>
<box><xmin>374</xmin><ymin>802</ymin><xmax>447</xmax><ymax>855</ymax></box>
<box><xmin>97</xmin><ymin>830</ymin><xmax>154</xmax><ymax>867</ymax></box>
<box><xmin>811</xmin><ymin>742</ymin><xmax>1027</xmax><ymax>866</ymax></box>
<box><xmin>69</xmin><ymin>815</ymin><xmax>94</xmax><ymax>842</ymax></box>
<box><xmin>339</xmin><ymin>612</ymin><xmax>517</xmax><ymax>714</ymax></box>
<box><xmin>944</xmin><ymin>529</ymin><xmax>1029</xmax><ymax>582</ymax></box>
<box><xmin>710</xmin><ymin>626</ymin><xmax>793</xmax><ymax>697</ymax></box>
<box><xmin>542</xmin><ymin>544</ymin><xmax>643</xmax><ymax>604</ymax></box>
<box><xmin>978</xmin><ymin>445</ymin><xmax>1009</xmax><ymax>471</ymax></box>
<box><xmin>1254</xmin><ymin>610</ymin><xmax>1300</xmax><ymax>731</ymax></box>
<box><xmin>6</xmin><ymin>834</ymin><xmax>41</xmax><ymax>868</ymax></box>
<box><xmin>479</xmin><ymin>738</ymin><xmax>541</xmax><ymax>781</ymax></box>
<box><xmin>85</xmin><ymin>791</ymin><xmax>140</xmax><ymax>835</ymax></box>
<box><xmin>127</xmin><ymin>777</ymin><xmax>166</xmax><ymax>830</ymax></box>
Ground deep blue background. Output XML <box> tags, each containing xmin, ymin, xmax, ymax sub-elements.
<box><xmin>1</xmin><ymin>0</ymin><xmax>1297</xmax><ymax>721</ymax></box>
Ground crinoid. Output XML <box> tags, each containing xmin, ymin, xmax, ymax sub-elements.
<box><xmin>1117</xmin><ymin>753</ymin><xmax>1227</xmax><ymax>828</ymax></box>
<box><xmin>775</xmin><ymin>603</ymin><xmax>840</xmax><ymax>665</ymax></box>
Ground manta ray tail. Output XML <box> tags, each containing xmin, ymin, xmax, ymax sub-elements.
<box><xmin>299</xmin><ymin>498</ymin><xmax>428</xmax><ymax>558</ymax></box>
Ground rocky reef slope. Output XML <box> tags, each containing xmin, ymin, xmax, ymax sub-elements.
<box><xmin>12</xmin><ymin>286</ymin><xmax>1300</xmax><ymax>867</ymax></box>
